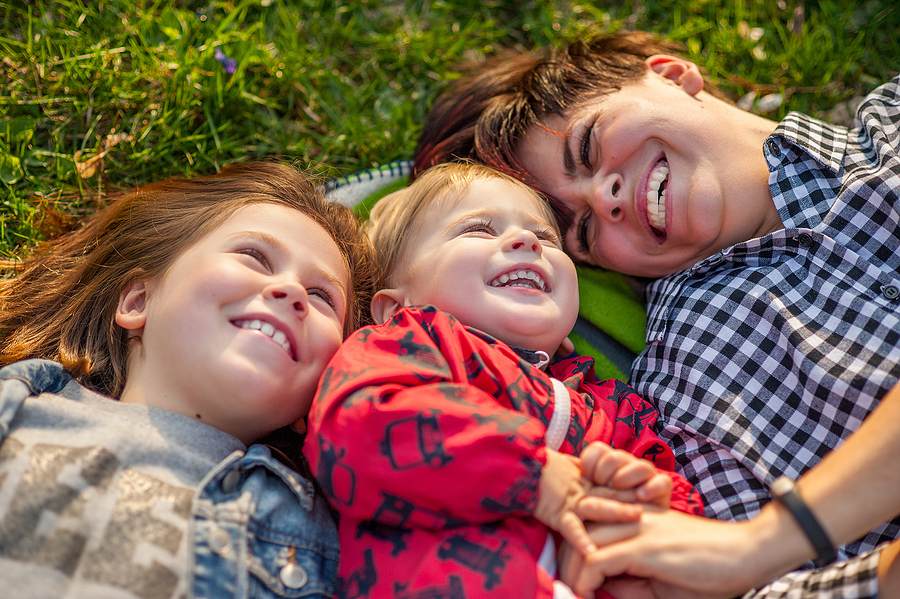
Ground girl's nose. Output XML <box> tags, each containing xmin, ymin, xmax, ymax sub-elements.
<box><xmin>266</xmin><ymin>282</ymin><xmax>308</xmax><ymax>315</ymax></box>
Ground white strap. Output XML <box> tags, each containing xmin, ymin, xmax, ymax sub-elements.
<box><xmin>545</xmin><ymin>378</ymin><xmax>571</xmax><ymax>451</ymax></box>
<box><xmin>537</xmin><ymin>535</ymin><xmax>557</xmax><ymax>576</ymax></box>
<box><xmin>539</xmin><ymin>379</ymin><xmax>576</xmax><ymax>595</ymax></box>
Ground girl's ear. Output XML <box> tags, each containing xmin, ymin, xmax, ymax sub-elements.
<box><xmin>370</xmin><ymin>288</ymin><xmax>405</xmax><ymax>325</ymax></box>
<box><xmin>115</xmin><ymin>279</ymin><xmax>150</xmax><ymax>332</ymax></box>
<box><xmin>645</xmin><ymin>54</ymin><xmax>704</xmax><ymax>97</ymax></box>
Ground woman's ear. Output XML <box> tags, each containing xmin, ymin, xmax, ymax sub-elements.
<box><xmin>645</xmin><ymin>54</ymin><xmax>704</xmax><ymax>97</ymax></box>
<box><xmin>115</xmin><ymin>279</ymin><xmax>150</xmax><ymax>332</ymax></box>
<box><xmin>370</xmin><ymin>288</ymin><xmax>405</xmax><ymax>325</ymax></box>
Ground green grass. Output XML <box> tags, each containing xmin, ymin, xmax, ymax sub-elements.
<box><xmin>1</xmin><ymin>0</ymin><xmax>898</xmax><ymax>256</ymax></box>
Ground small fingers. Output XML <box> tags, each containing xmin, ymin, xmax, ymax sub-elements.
<box><xmin>636</xmin><ymin>473</ymin><xmax>673</xmax><ymax>505</ymax></box>
<box><xmin>591</xmin><ymin>449</ymin><xmax>636</xmax><ymax>487</ymax></box>
<box><xmin>557</xmin><ymin>538</ymin><xmax>585</xmax><ymax>588</ymax></box>
<box><xmin>609</xmin><ymin>459</ymin><xmax>657</xmax><ymax>490</ymax></box>
<box><xmin>569</xmin><ymin>522</ymin><xmax>644</xmax><ymax>596</ymax></box>
<box><xmin>577</xmin><ymin>496</ymin><xmax>642</xmax><ymax>523</ymax></box>
<box><xmin>558</xmin><ymin>511</ymin><xmax>596</xmax><ymax>556</ymax></box>
<box><xmin>585</xmin><ymin>521</ymin><xmax>643</xmax><ymax>546</ymax></box>
<box><xmin>586</xmin><ymin>486</ymin><xmax>640</xmax><ymax>504</ymax></box>
<box><xmin>579</xmin><ymin>442</ymin><xmax>612</xmax><ymax>481</ymax></box>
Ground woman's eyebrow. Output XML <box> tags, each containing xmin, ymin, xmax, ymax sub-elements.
<box><xmin>563</xmin><ymin>129</ymin><xmax>577</xmax><ymax>177</ymax></box>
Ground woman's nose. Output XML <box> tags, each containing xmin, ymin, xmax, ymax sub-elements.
<box><xmin>590</xmin><ymin>173</ymin><xmax>625</xmax><ymax>223</ymax></box>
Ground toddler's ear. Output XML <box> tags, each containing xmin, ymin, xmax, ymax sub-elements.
<box><xmin>115</xmin><ymin>279</ymin><xmax>150</xmax><ymax>332</ymax></box>
<box><xmin>370</xmin><ymin>288</ymin><xmax>405</xmax><ymax>325</ymax></box>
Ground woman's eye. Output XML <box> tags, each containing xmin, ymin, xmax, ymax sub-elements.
<box><xmin>237</xmin><ymin>248</ymin><xmax>271</xmax><ymax>270</ymax></box>
<box><xmin>308</xmin><ymin>288</ymin><xmax>336</xmax><ymax>309</ymax></box>
<box><xmin>576</xmin><ymin>212</ymin><xmax>593</xmax><ymax>255</ymax></box>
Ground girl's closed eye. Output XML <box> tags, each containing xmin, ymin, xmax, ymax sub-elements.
<box><xmin>236</xmin><ymin>247</ymin><xmax>272</xmax><ymax>271</ymax></box>
<box><xmin>308</xmin><ymin>287</ymin><xmax>336</xmax><ymax>310</ymax></box>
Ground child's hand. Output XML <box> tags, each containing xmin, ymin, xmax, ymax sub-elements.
<box><xmin>535</xmin><ymin>449</ymin><xmax>596</xmax><ymax>556</ymax></box>
<box><xmin>580</xmin><ymin>442</ymin><xmax>672</xmax><ymax>508</ymax></box>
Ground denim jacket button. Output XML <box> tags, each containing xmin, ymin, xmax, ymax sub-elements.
<box><xmin>221</xmin><ymin>469</ymin><xmax>241</xmax><ymax>493</ymax></box>
<box><xmin>279</xmin><ymin>562</ymin><xmax>308</xmax><ymax>589</ymax></box>
<box><xmin>209</xmin><ymin>527</ymin><xmax>230</xmax><ymax>552</ymax></box>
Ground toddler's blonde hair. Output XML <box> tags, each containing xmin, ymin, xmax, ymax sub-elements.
<box><xmin>368</xmin><ymin>162</ymin><xmax>558</xmax><ymax>287</ymax></box>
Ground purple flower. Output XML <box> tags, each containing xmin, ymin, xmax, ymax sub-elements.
<box><xmin>214</xmin><ymin>48</ymin><xmax>237</xmax><ymax>75</ymax></box>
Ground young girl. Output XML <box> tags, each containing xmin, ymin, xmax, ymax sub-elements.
<box><xmin>304</xmin><ymin>163</ymin><xmax>702</xmax><ymax>598</ymax></box>
<box><xmin>0</xmin><ymin>163</ymin><xmax>377</xmax><ymax>598</ymax></box>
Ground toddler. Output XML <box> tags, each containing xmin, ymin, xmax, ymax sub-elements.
<box><xmin>304</xmin><ymin>163</ymin><xmax>702</xmax><ymax>598</ymax></box>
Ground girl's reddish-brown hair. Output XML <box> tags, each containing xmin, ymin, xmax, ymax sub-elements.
<box><xmin>0</xmin><ymin>162</ymin><xmax>377</xmax><ymax>398</ymax></box>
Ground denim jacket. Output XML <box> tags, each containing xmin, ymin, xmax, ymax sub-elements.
<box><xmin>0</xmin><ymin>359</ymin><xmax>338</xmax><ymax>598</ymax></box>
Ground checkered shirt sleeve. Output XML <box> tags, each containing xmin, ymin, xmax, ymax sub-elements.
<box><xmin>631</xmin><ymin>74</ymin><xmax>900</xmax><ymax>595</ymax></box>
<box><xmin>742</xmin><ymin>545</ymin><xmax>883</xmax><ymax>599</ymax></box>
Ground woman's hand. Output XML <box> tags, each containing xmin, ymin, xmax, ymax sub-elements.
<box><xmin>559</xmin><ymin>508</ymin><xmax>770</xmax><ymax>598</ymax></box>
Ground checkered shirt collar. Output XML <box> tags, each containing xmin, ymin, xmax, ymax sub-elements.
<box><xmin>767</xmin><ymin>112</ymin><xmax>848</xmax><ymax>174</ymax></box>
<box><xmin>765</xmin><ymin>113</ymin><xmax>848</xmax><ymax>230</ymax></box>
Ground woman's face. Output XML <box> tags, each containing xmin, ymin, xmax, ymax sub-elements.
<box><xmin>119</xmin><ymin>203</ymin><xmax>349</xmax><ymax>443</ymax></box>
<box><xmin>516</xmin><ymin>69</ymin><xmax>779</xmax><ymax>277</ymax></box>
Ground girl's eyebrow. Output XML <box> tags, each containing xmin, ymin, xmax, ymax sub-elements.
<box><xmin>230</xmin><ymin>229</ymin><xmax>283</xmax><ymax>250</ymax></box>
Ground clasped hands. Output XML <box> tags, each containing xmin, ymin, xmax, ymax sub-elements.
<box><xmin>535</xmin><ymin>442</ymin><xmax>672</xmax><ymax>597</ymax></box>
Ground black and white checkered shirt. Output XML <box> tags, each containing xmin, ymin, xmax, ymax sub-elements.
<box><xmin>631</xmin><ymin>74</ymin><xmax>900</xmax><ymax>596</ymax></box>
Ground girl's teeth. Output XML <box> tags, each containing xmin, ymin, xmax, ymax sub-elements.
<box><xmin>236</xmin><ymin>319</ymin><xmax>292</xmax><ymax>358</ymax></box>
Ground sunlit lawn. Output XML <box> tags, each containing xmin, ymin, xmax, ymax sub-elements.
<box><xmin>1</xmin><ymin>0</ymin><xmax>897</xmax><ymax>255</ymax></box>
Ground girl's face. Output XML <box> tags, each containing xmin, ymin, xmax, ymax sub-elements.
<box><xmin>119</xmin><ymin>203</ymin><xmax>349</xmax><ymax>443</ymax></box>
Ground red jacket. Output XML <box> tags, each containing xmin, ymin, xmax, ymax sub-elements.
<box><xmin>305</xmin><ymin>306</ymin><xmax>702</xmax><ymax>598</ymax></box>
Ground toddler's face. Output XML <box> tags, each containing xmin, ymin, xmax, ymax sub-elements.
<box><xmin>397</xmin><ymin>178</ymin><xmax>579</xmax><ymax>356</ymax></box>
<box><xmin>135</xmin><ymin>203</ymin><xmax>348</xmax><ymax>442</ymax></box>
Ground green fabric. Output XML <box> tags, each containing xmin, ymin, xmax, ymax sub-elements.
<box><xmin>355</xmin><ymin>177</ymin><xmax>648</xmax><ymax>381</ymax></box>
<box><xmin>352</xmin><ymin>177</ymin><xmax>409</xmax><ymax>220</ymax></box>
<box><xmin>576</xmin><ymin>266</ymin><xmax>647</xmax><ymax>354</ymax></box>
<box><xmin>569</xmin><ymin>329</ymin><xmax>626</xmax><ymax>381</ymax></box>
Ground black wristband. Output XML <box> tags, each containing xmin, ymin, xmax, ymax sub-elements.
<box><xmin>770</xmin><ymin>476</ymin><xmax>838</xmax><ymax>567</ymax></box>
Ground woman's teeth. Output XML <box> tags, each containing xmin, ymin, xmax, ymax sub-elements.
<box><xmin>647</xmin><ymin>160</ymin><xmax>669</xmax><ymax>231</ymax></box>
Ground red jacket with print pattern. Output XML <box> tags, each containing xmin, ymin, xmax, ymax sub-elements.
<box><xmin>304</xmin><ymin>306</ymin><xmax>702</xmax><ymax>598</ymax></box>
